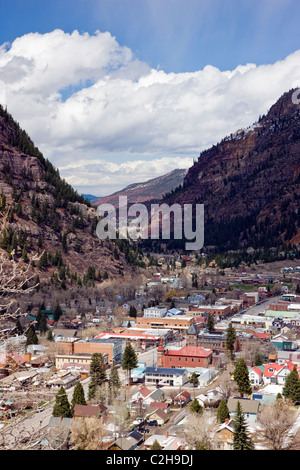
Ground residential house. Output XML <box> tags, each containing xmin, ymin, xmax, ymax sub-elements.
<box><xmin>47</xmin><ymin>371</ymin><xmax>80</xmax><ymax>390</ymax></box>
<box><xmin>227</xmin><ymin>397</ymin><xmax>260</xmax><ymax>425</ymax></box>
<box><xmin>173</xmin><ymin>390</ymin><xmax>192</xmax><ymax>407</ymax></box>
<box><xmin>147</xmin><ymin>408</ymin><xmax>169</xmax><ymax>426</ymax></box>
<box><xmin>263</xmin><ymin>361</ymin><xmax>300</xmax><ymax>385</ymax></box>
<box><xmin>148</xmin><ymin>401</ymin><xmax>171</xmax><ymax>414</ymax></box>
<box><xmin>144</xmin><ymin>367</ymin><xmax>188</xmax><ymax>387</ymax></box>
<box><xmin>144</xmin><ymin>434</ymin><xmax>185</xmax><ymax>450</ymax></box>
<box><xmin>73</xmin><ymin>404</ymin><xmax>107</xmax><ymax>420</ymax></box>
<box><xmin>215</xmin><ymin>418</ymin><xmax>235</xmax><ymax>450</ymax></box>
<box><xmin>107</xmin><ymin>434</ymin><xmax>141</xmax><ymax>451</ymax></box>
<box><xmin>248</xmin><ymin>366</ymin><xmax>264</xmax><ymax>387</ymax></box>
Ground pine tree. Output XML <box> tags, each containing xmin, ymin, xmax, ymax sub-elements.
<box><xmin>282</xmin><ymin>366</ymin><xmax>300</xmax><ymax>403</ymax></box>
<box><xmin>234</xmin><ymin>358</ymin><xmax>252</xmax><ymax>397</ymax></box>
<box><xmin>190</xmin><ymin>398</ymin><xmax>203</xmax><ymax>414</ymax></box>
<box><xmin>88</xmin><ymin>353</ymin><xmax>107</xmax><ymax>400</ymax></box>
<box><xmin>122</xmin><ymin>343</ymin><xmax>138</xmax><ymax>386</ymax></box>
<box><xmin>217</xmin><ymin>399</ymin><xmax>230</xmax><ymax>423</ymax></box>
<box><xmin>225</xmin><ymin>322</ymin><xmax>236</xmax><ymax>360</ymax></box>
<box><xmin>150</xmin><ymin>439</ymin><xmax>163</xmax><ymax>450</ymax></box>
<box><xmin>54</xmin><ymin>303</ymin><xmax>63</xmax><ymax>322</ymax></box>
<box><xmin>207</xmin><ymin>313</ymin><xmax>215</xmax><ymax>332</ymax></box>
<box><xmin>52</xmin><ymin>386</ymin><xmax>72</xmax><ymax>418</ymax></box>
<box><xmin>233</xmin><ymin>401</ymin><xmax>254</xmax><ymax>450</ymax></box>
<box><xmin>26</xmin><ymin>324</ymin><xmax>38</xmax><ymax>346</ymax></box>
<box><xmin>109</xmin><ymin>363</ymin><xmax>121</xmax><ymax>399</ymax></box>
<box><xmin>129</xmin><ymin>305</ymin><xmax>137</xmax><ymax>318</ymax></box>
<box><xmin>71</xmin><ymin>382</ymin><xmax>86</xmax><ymax>413</ymax></box>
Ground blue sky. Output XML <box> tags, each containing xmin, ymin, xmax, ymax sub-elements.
<box><xmin>1</xmin><ymin>0</ymin><xmax>300</xmax><ymax>195</ymax></box>
<box><xmin>2</xmin><ymin>0</ymin><xmax>300</xmax><ymax>73</ymax></box>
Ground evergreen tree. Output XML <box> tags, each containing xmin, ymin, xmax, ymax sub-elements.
<box><xmin>190</xmin><ymin>398</ymin><xmax>203</xmax><ymax>414</ymax></box>
<box><xmin>129</xmin><ymin>305</ymin><xmax>137</xmax><ymax>318</ymax></box>
<box><xmin>39</xmin><ymin>314</ymin><xmax>48</xmax><ymax>335</ymax></box>
<box><xmin>109</xmin><ymin>363</ymin><xmax>121</xmax><ymax>399</ymax></box>
<box><xmin>122</xmin><ymin>343</ymin><xmax>138</xmax><ymax>386</ymax></box>
<box><xmin>47</xmin><ymin>329</ymin><xmax>54</xmax><ymax>341</ymax></box>
<box><xmin>234</xmin><ymin>358</ymin><xmax>252</xmax><ymax>397</ymax></box>
<box><xmin>189</xmin><ymin>372</ymin><xmax>199</xmax><ymax>389</ymax></box>
<box><xmin>217</xmin><ymin>399</ymin><xmax>230</xmax><ymax>423</ymax></box>
<box><xmin>282</xmin><ymin>366</ymin><xmax>300</xmax><ymax>403</ymax></box>
<box><xmin>15</xmin><ymin>318</ymin><xmax>23</xmax><ymax>335</ymax></box>
<box><xmin>150</xmin><ymin>439</ymin><xmax>162</xmax><ymax>450</ymax></box>
<box><xmin>26</xmin><ymin>324</ymin><xmax>38</xmax><ymax>346</ymax></box>
<box><xmin>206</xmin><ymin>313</ymin><xmax>215</xmax><ymax>332</ymax></box>
<box><xmin>53</xmin><ymin>303</ymin><xmax>63</xmax><ymax>322</ymax></box>
<box><xmin>225</xmin><ymin>322</ymin><xmax>236</xmax><ymax>361</ymax></box>
<box><xmin>233</xmin><ymin>401</ymin><xmax>254</xmax><ymax>450</ymax></box>
<box><xmin>88</xmin><ymin>353</ymin><xmax>107</xmax><ymax>400</ymax></box>
<box><xmin>52</xmin><ymin>386</ymin><xmax>72</xmax><ymax>418</ymax></box>
<box><xmin>71</xmin><ymin>382</ymin><xmax>86</xmax><ymax>413</ymax></box>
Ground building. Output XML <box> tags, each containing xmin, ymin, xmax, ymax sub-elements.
<box><xmin>55</xmin><ymin>352</ymin><xmax>109</xmax><ymax>370</ymax></box>
<box><xmin>136</xmin><ymin>315</ymin><xmax>194</xmax><ymax>331</ymax></box>
<box><xmin>143</xmin><ymin>306</ymin><xmax>167</xmax><ymax>318</ymax></box>
<box><xmin>144</xmin><ymin>367</ymin><xmax>188</xmax><ymax>387</ymax></box>
<box><xmin>188</xmin><ymin>304</ymin><xmax>232</xmax><ymax>320</ymax></box>
<box><xmin>157</xmin><ymin>343</ymin><xmax>213</xmax><ymax>368</ymax></box>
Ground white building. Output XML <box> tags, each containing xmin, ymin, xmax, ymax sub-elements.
<box><xmin>143</xmin><ymin>306</ymin><xmax>167</xmax><ymax>318</ymax></box>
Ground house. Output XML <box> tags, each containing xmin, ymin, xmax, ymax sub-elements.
<box><xmin>144</xmin><ymin>367</ymin><xmax>188</xmax><ymax>387</ymax></box>
<box><xmin>148</xmin><ymin>401</ymin><xmax>171</xmax><ymax>413</ymax></box>
<box><xmin>47</xmin><ymin>371</ymin><xmax>80</xmax><ymax>390</ymax></box>
<box><xmin>46</xmin><ymin>417</ymin><xmax>73</xmax><ymax>450</ymax></box>
<box><xmin>147</xmin><ymin>408</ymin><xmax>169</xmax><ymax>426</ymax></box>
<box><xmin>144</xmin><ymin>434</ymin><xmax>185</xmax><ymax>450</ymax></box>
<box><xmin>227</xmin><ymin>397</ymin><xmax>260</xmax><ymax>425</ymax></box>
<box><xmin>215</xmin><ymin>418</ymin><xmax>235</xmax><ymax>450</ymax></box>
<box><xmin>173</xmin><ymin>390</ymin><xmax>191</xmax><ymax>407</ymax></box>
<box><xmin>73</xmin><ymin>404</ymin><xmax>107</xmax><ymax>420</ymax></box>
<box><xmin>263</xmin><ymin>361</ymin><xmax>300</xmax><ymax>385</ymax></box>
<box><xmin>248</xmin><ymin>366</ymin><xmax>264</xmax><ymax>386</ymax></box>
<box><xmin>108</xmin><ymin>435</ymin><xmax>140</xmax><ymax>451</ymax></box>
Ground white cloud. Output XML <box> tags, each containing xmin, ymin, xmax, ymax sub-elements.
<box><xmin>1</xmin><ymin>29</ymin><xmax>300</xmax><ymax>194</ymax></box>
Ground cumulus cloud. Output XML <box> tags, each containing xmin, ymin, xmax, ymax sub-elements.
<box><xmin>1</xmin><ymin>29</ymin><xmax>300</xmax><ymax>194</ymax></box>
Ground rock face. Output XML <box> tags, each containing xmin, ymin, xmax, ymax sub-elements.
<box><xmin>0</xmin><ymin>106</ymin><xmax>135</xmax><ymax>284</ymax></box>
<box><xmin>161</xmin><ymin>89</ymin><xmax>300</xmax><ymax>251</ymax></box>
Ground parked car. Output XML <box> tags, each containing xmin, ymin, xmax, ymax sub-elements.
<box><xmin>139</xmin><ymin>427</ymin><xmax>150</xmax><ymax>433</ymax></box>
<box><xmin>147</xmin><ymin>420</ymin><xmax>158</xmax><ymax>426</ymax></box>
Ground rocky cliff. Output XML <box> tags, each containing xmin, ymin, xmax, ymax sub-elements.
<box><xmin>161</xmin><ymin>89</ymin><xmax>300</xmax><ymax>252</ymax></box>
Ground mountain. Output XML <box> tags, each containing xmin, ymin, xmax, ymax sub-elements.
<box><xmin>92</xmin><ymin>168</ymin><xmax>188</xmax><ymax>208</ymax></box>
<box><xmin>0</xmin><ymin>105</ymin><xmax>138</xmax><ymax>290</ymax></box>
<box><xmin>159</xmin><ymin>89</ymin><xmax>300</xmax><ymax>255</ymax></box>
<box><xmin>82</xmin><ymin>194</ymin><xmax>101</xmax><ymax>202</ymax></box>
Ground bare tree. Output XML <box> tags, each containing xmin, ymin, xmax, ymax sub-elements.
<box><xmin>183</xmin><ymin>411</ymin><xmax>215</xmax><ymax>450</ymax></box>
<box><xmin>0</xmin><ymin>251</ymin><xmax>41</xmax><ymax>338</ymax></box>
<box><xmin>70</xmin><ymin>417</ymin><xmax>109</xmax><ymax>450</ymax></box>
<box><xmin>256</xmin><ymin>399</ymin><xmax>298</xmax><ymax>450</ymax></box>
<box><xmin>218</xmin><ymin>371</ymin><xmax>238</xmax><ymax>401</ymax></box>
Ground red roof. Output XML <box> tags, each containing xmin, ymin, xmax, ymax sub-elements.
<box><xmin>165</xmin><ymin>345</ymin><xmax>212</xmax><ymax>358</ymax></box>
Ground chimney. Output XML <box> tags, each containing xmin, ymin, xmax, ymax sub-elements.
<box><xmin>165</xmin><ymin>431</ymin><xmax>168</xmax><ymax>438</ymax></box>
<box><xmin>225</xmin><ymin>418</ymin><xmax>229</xmax><ymax>425</ymax></box>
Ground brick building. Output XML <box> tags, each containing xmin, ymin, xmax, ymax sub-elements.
<box><xmin>157</xmin><ymin>343</ymin><xmax>213</xmax><ymax>368</ymax></box>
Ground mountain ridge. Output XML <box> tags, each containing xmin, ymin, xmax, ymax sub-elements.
<box><xmin>159</xmin><ymin>89</ymin><xmax>300</xmax><ymax>253</ymax></box>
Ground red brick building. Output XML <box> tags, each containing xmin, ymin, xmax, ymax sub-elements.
<box><xmin>157</xmin><ymin>343</ymin><xmax>213</xmax><ymax>368</ymax></box>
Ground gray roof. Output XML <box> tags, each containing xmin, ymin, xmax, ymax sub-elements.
<box><xmin>186</xmin><ymin>323</ymin><xmax>198</xmax><ymax>335</ymax></box>
<box><xmin>145</xmin><ymin>367</ymin><xmax>187</xmax><ymax>376</ymax></box>
<box><xmin>227</xmin><ymin>397</ymin><xmax>260</xmax><ymax>414</ymax></box>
